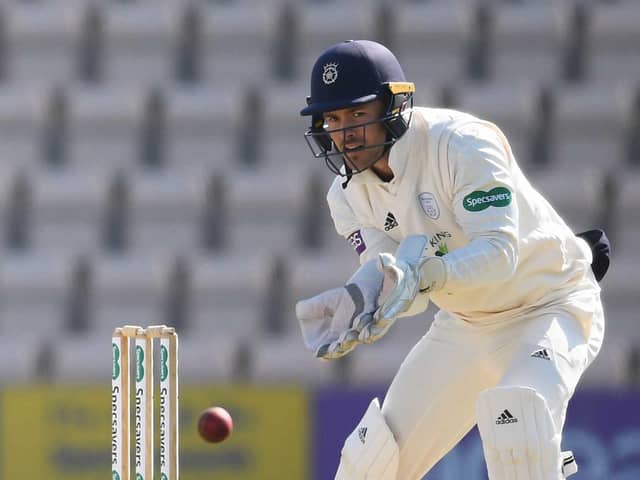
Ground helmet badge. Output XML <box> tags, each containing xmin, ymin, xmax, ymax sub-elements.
<box><xmin>322</xmin><ymin>62</ymin><xmax>339</xmax><ymax>85</ymax></box>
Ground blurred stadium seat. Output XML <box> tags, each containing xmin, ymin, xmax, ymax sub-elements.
<box><xmin>249</xmin><ymin>332</ymin><xmax>338</xmax><ymax>386</ymax></box>
<box><xmin>52</xmin><ymin>333</ymin><xmax>112</xmax><ymax>382</ymax></box>
<box><xmin>0</xmin><ymin>251</ymin><xmax>73</xmax><ymax>338</ymax></box>
<box><xmin>346</xmin><ymin>337</ymin><xmax>416</xmax><ymax>387</ymax></box>
<box><xmin>225</xmin><ymin>168</ymin><xmax>312</xmax><ymax>254</ymax></box>
<box><xmin>189</xmin><ymin>251</ymin><xmax>272</xmax><ymax>338</ymax></box>
<box><xmin>67</xmin><ymin>84</ymin><xmax>143</xmax><ymax>170</ymax></box>
<box><xmin>128</xmin><ymin>167</ymin><xmax>204</xmax><ymax>253</ymax></box>
<box><xmin>102</xmin><ymin>1</ymin><xmax>178</xmax><ymax>86</ymax></box>
<box><xmin>296</xmin><ymin>0</ymin><xmax>370</xmax><ymax>84</ymax></box>
<box><xmin>287</xmin><ymin>250</ymin><xmax>359</xmax><ymax>314</ymax></box>
<box><xmin>166</xmin><ymin>85</ymin><xmax>237</xmax><ymax>171</ymax></box>
<box><xmin>618</xmin><ymin>172</ymin><xmax>640</xmax><ymax>253</ymax></box>
<box><xmin>590</xmin><ymin>0</ymin><xmax>640</xmax><ymax>83</ymax></box>
<box><xmin>262</xmin><ymin>82</ymin><xmax>315</xmax><ymax>170</ymax></box>
<box><xmin>491</xmin><ymin>1</ymin><xmax>565</xmax><ymax>84</ymax></box>
<box><xmin>5</xmin><ymin>1</ymin><xmax>80</xmax><ymax>86</ymax></box>
<box><xmin>392</xmin><ymin>0</ymin><xmax>468</xmax><ymax>86</ymax></box>
<box><xmin>201</xmin><ymin>2</ymin><xmax>276</xmax><ymax>86</ymax></box>
<box><xmin>29</xmin><ymin>166</ymin><xmax>108</xmax><ymax>254</ymax></box>
<box><xmin>90</xmin><ymin>252</ymin><xmax>169</xmax><ymax>336</ymax></box>
<box><xmin>0</xmin><ymin>335</ymin><xmax>46</xmax><ymax>383</ymax></box>
<box><xmin>552</xmin><ymin>81</ymin><xmax>630</xmax><ymax>171</ymax></box>
<box><xmin>178</xmin><ymin>332</ymin><xmax>241</xmax><ymax>382</ymax></box>
<box><xmin>455</xmin><ymin>81</ymin><xmax>536</xmax><ymax>165</ymax></box>
<box><xmin>527</xmin><ymin>167</ymin><xmax>607</xmax><ymax>232</ymax></box>
<box><xmin>0</xmin><ymin>83</ymin><xmax>44</xmax><ymax>170</ymax></box>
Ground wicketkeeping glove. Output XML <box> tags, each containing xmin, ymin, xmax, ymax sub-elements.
<box><xmin>375</xmin><ymin>235</ymin><xmax>447</xmax><ymax>323</ymax></box>
<box><xmin>296</xmin><ymin>259</ymin><xmax>383</xmax><ymax>359</ymax></box>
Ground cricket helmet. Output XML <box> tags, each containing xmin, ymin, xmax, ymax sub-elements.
<box><xmin>300</xmin><ymin>40</ymin><xmax>415</xmax><ymax>177</ymax></box>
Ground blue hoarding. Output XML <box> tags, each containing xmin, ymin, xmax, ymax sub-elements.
<box><xmin>314</xmin><ymin>389</ymin><xmax>640</xmax><ymax>480</ymax></box>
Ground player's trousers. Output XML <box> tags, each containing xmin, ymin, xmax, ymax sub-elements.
<box><xmin>381</xmin><ymin>275</ymin><xmax>604</xmax><ymax>480</ymax></box>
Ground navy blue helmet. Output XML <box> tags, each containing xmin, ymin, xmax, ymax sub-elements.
<box><xmin>301</xmin><ymin>40</ymin><xmax>415</xmax><ymax>177</ymax></box>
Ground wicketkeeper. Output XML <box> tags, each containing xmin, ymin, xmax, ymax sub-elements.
<box><xmin>296</xmin><ymin>40</ymin><xmax>610</xmax><ymax>480</ymax></box>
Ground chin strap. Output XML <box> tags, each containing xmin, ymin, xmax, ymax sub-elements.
<box><xmin>341</xmin><ymin>163</ymin><xmax>353</xmax><ymax>189</ymax></box>
<box><xmin>340</xmin><ymin>145</ymin><xmax>393</xmax><ymax>189</ymax></box>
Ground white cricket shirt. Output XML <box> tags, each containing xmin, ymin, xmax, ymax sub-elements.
<box><xmin>327</xmin><ymin>107</ymin><xmax>597</xmax><ymax>325</ymax></box>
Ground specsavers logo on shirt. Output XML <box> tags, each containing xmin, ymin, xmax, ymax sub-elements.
<box><xmin>463</xmin><ymin>187</ymin><xmax>512</xmax><ymax>212</ymax></box>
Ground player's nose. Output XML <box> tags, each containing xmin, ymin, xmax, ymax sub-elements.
<box><xmin>345</xmin><ymin>124</ymin><xmax>363</xmax><ymax>141</ymax></box>
<box><xmin>342</xmin><ymin>129</ymin><xmax>362</xmax><ymax>149</ymax></box>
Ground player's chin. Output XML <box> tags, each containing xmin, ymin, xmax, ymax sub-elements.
<box><xmin>344</xmin><ymin>150</ymin><xmax>378</xmax><ymax>172</ymax></box>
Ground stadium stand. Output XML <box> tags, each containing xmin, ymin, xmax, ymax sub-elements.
<box><xmin>249</xmin><ymin>332</ymin><xmax>338</xmax><ymax>385</ymax></box>
<box><xmin>491</xmin><ymin>1</ymin><xmax>565</xmax><ymax>84</ymax></box>
<box><xmin>0</xmin><ymin>0</ymin><xmax>636</xmax><ymax>388</ymax></box>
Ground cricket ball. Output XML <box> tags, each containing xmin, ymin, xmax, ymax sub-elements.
<box><xmin>197</xmin><ymin>406</ymin><xmax>233</xmax><ymax>443</ymax></box>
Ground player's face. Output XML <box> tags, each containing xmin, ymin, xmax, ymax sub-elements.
<box><xmin>322</xmin><ymin>100</ymin><xmax>388</xmax><ymax>172</ymax></box>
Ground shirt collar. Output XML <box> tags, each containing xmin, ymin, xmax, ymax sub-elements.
<box><xmin>347</xmin><ymin>167</ymin><xmax>384</xmax><ymax>185</ymax></box>
<box><xmin>386</xmin><ymin>109</ymin><xmax>413</xmax><ymax>182</ymax></box>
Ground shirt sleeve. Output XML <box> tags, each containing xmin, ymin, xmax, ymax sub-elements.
<box><xmin>326</xmin><ymin>178</ymin><xmax>399</xmax><ymax>264</ymax></box>
<box><xmin>440</xmin><ymin>122</ymin><xmax>519</xmax><ymax>290</ymax></box>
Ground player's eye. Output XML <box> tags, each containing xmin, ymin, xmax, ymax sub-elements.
<box><xmin>323</xmin><ymin>115</ymin><xmax>337</xmax><ymax>125</ymax></box>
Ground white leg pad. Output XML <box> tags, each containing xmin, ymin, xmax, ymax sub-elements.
<box><xmin>476</xmin><ymin>386</ymin><xmax>563</xmax><ymax>480</ymax></box>
<box><xmin>334</xmin><ymin>398</ymin><xmax>399</xmax><ymax>480</ymax></box>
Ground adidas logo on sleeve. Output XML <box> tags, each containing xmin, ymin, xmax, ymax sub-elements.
<box><xmin>531</xmin><ymin>348</ymin><xmax>551</xmax><ymax>360</ymax></box>
<box><xmin>495</xmin><ymin>409</ymin><xmax>518</xmax><ymax>425</ymax></box>
<box><xmin>358</xmin><ymin>426</ymin><xmax>368</xmax><ymax>443</ymax></box>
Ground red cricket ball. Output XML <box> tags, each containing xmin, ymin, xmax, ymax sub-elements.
<box><xmin>197</xmin><ymin>406</ymin><xmax>233</xmax><ymax>443</ymax></box>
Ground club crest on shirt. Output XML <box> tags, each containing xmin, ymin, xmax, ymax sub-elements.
<box><xmin>419</xmin><ymin>192</ymin><xmax>440</xmax><ymax>219</ymax></box>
